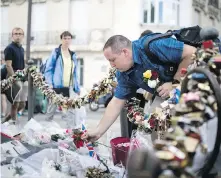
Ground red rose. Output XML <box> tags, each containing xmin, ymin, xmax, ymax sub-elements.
<box><xmin>151</xmin><ymin>71</ymin><xmax>159</xmax><ymax>80</ymax></box>
<box><xmin>148</xmin><ymin>118</ymin><xmax>155</xmax><ymax>128</ymax></box>
<box><xmin>72</xmin><ymin>135</ymin><xmax>77</xmax><ymax>139</ymax></box>
<box><xmin>74</xmin><ymin>140</ymin><xmax>84</xmax><ymax>148</ymax></box>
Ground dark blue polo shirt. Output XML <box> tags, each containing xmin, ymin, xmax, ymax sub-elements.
<box><xmin>114</xmin><ymin>34</ymin><xmax>184</xmax><ymax>100</ymax></box>
<box><xmin>4</xmin><ymin>42</ymin><xmax>25</xmax><ymax>71</ymax></box>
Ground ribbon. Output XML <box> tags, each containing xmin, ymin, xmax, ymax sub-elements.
<box><xmin>70</xmin><ymin>124</ymin><xmax>98</xmax><ymax>160</ymax></box>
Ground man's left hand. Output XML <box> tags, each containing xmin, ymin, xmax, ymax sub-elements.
<box><xmin>157</xmin><ymin>82</ymin><xmax>172</xmax><ymax>99</ymax></box>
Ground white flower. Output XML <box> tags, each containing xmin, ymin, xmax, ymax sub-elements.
<box><xmin>142</xmin><ymin>120</ymin><xmax>150</xmax><ymax>129</ymax></box>
<box><xmin>148</xmin><ymin>80</ymin><xmax>157</xmax><ymax>88</ymax></box>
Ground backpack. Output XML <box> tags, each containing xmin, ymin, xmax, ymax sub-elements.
<box><xmin>144</xmin><ymin>26</ymin><xmax>220</xmax><ymax>77</ymax></box>
<box><xmin>40</xmin><ymin>49</ymin><xmax>60</xmax><ymax>74</ymax></box>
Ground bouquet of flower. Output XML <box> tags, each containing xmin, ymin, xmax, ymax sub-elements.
<box><xmin>85</xmin><ymin>167</ymin><xmax>114</xmax><ymax>178</ymax></box>
<box><xmin>143</xmin><ymin>70</ymin><xmax>160</xmax><ymax>88</ymax></box>
<box><xmin>71</xmin><ymin>129</ymin><xmax>85</xmax><ymax>149</ymax></box>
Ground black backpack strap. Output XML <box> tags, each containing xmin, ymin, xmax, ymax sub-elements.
<box><xmin>69</xmin><ymin>49</ymin><xmax>75</xmax><ymax>57</ymax></box>
<box><xmin>56</xmin><ymin>46</ymin><xmax>75</xmax><ymax>60</ymax></box>
<box><xmin>55</xmin><ymin>48</ymin><xmax>60</xmax><ymax>60</ymax></box>
<box><xmin>143</xmin><ymin>32</ymin><xmax>178</xmax><ymax>77</ymax></box>
<box><xmin>144</xmin><ymin>32</ymin><xmax>174</xmax><ymax>65</ymax></box>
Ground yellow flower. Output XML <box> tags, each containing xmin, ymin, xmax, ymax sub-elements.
<box><xmin>143</xmin><ymin>70</ymin><xmax>152</xmax><ymax>79</ymax></box>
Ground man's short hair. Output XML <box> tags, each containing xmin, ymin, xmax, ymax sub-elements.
<box><xmin>139</xmin><ymin>29</ymin><xmax>153</xmax><ymax>39</ymax></box>
<box><xmin>12</xmin><ymin>27</ymin><xmax>24</xmax><ymax>36</ymax></box>
<box><xmin>103</xmin><ymin>35</ymin><xmax>132</xmax><ymax>54</ymax></box>
<box><xmin>60</xmin><ymin>31</ymin><xmax>73</xmax><ymax>39</ymax></box>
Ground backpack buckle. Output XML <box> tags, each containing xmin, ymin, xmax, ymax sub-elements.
<box><xmin>165</xmin><ymin>65</ymin><xmax>176</xmax><ymax>76</ymax></box>
<box><xmin>169</xmin><ymin>67</ymin><xmax>174</xmax><ymax>72</ymax></box>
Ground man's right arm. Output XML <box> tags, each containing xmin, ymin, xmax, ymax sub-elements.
<box><xmin>82</xmin><ymin>73</ymin><xmax>137</xmax><ymax>142</ymax></box>
<box><xmin>96</xmin><ymin>97</ymin><xmax>126</xmax><ymax>137</ymax></box>
<box><xmin>4</xmin><ymin>47</ymin><xmax>14</xmax><ymax>76</ymax></box>
<box><xmin>5</xmin><ymin>60</ymin><xmax>14</xmax><ymax>76</ymax></box>
<box><xmin>96</xmin><ymin>74</ymin><xmax>137</xmax><ymax>137</ymax></box>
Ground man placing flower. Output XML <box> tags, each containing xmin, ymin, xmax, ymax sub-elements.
<box><xmin>143</xmin><ymin>70</ymin><xmax>160</xmax><ymax>89</ymax></box>
<box><xmin>82</xmin><ymin>34</ymin><xmax>196</xmax><ymax>142</ymax></box>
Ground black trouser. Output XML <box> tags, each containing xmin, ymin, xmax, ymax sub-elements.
<box><xmin>135</xmin><ymin>93</ymin><xmax>146</xmax><ymax>108</ymax></box>
<box><xmin>202</xmin><ymin>173</ymin><xmax>218</xmax><ymax>178</ymax></box>
<box><xmin>46</xmin><ymin>87</ymin><xmax>70</xmax><ymax>120</ymax></box>
<box><xmin>53</xmin><ymin>87</ymin><xmax>70</xmax><ymax>97</ymax></box>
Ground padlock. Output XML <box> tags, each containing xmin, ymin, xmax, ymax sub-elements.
<box><xmin>155</xmin><ymin>150</ymin><xmax>175</xmax><ymax>161</ymax></box>
<box><xmin>204</xmin><ymin>106</ymin><xmax>216</xmax><ymax>121</ymax></box>
<box><xmin>158</xmin><ymin>170</ymin><xmax>176</xmax><ymax>178</ymax></box>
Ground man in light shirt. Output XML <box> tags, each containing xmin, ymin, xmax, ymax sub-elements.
<box><xmin>44</xmin><ymin>31</ymin><xmax>80</xmax><ymax>121</ymax></box>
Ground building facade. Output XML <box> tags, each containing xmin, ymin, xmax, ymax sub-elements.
<box><xmin>1</xmin><ymin>0</ymin><xmax>221</xmax><ymax>90</ymax></box>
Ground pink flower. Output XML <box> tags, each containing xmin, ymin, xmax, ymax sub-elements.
<box><xmin>135</xmin><ymin>115</ymin><xmax>143</xmax><ymax>124</ymax></box>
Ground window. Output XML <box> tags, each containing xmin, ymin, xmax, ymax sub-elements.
<box><xmin>143</xmin><ymin>0</ymin><xmax>149</xmax><ymax>23</ymax></box>
<box><xmin>176</xmin><ymin>3</ymin><xmax>180</xmax><ymax>26</ymax></box>
<box><xmin>31</xmin><ymin>3</ymin><xmax>47</xmax><ymax>45</ymax></box>
<box><xmin>142</xmin><ymin>0</ymin><xmax>156</xmax><ymax>24</ymax></box>
<box><xmin>70</xmin><ymin>0</ymin><xmax>89</xmax><ymax>45</ymax></box>
<box><xmin>158</xmin><ymin>1</ymin><xmax>163</xmax><ymax>23</ymax></box>
<box><xmin>78</xmin><ymin>58</ymin><xmax>84</xmax><ymax>86</ymax></box>
<box><xmin>150</xmin><ymin>0</ymin><xmax>155</xmax><ymax>23</ymax></box>
<box><xmin>168</xmin><ymin>1</ymin><xmax>180</xmax><ymax>25</ymax></box>
<box><xmin>210</xmin><ymin>17</ymin><xmax>215</xmax><ymax>26</ymax></box>
<box><xmin>32</xmin><ymin>3</ymin><xmax>47</xmax><ymax>31</ymax></box>
<box><xmin>193</xmin><ymin>9</ymin><xmax>201</xmax><ymax>25</ymax></box>
<box><xmin>208</xmin><ymin>0</ymin><xmax>219</xmax><ymax>7</ymax></box>
<box><xmin>1</xmin><ymin>6</ymin><xmax>9</xmax><ymax>46</ymax></box>
<box><xmin>142</xmin><ymin>0</ymin><xmax>180</xmax><ymax>25</ymax></box>
<box><xmin>1</xmin><ymin>6</ymin><xmax>9</xmax><ymax>33</ymax></box>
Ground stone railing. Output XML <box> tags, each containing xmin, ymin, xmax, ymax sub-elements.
<box><xmin>1</xmin><ymin>29</ymin><xmax>112</xmax><ymax>48</ymax></box>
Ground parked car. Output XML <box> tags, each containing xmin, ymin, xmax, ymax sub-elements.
<box><xmin>89</xmin><ymin>92</ymin><xmax>113</xmax><ymax>111</ymax></box>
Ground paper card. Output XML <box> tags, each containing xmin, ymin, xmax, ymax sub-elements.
<box><xmin>57</xmin><ymin>146</ymin><xmax>77</xmax><ymax>164</ymax></box>
<box><xmin>13</xmin><ymin>143</ymin><xmax>30</xmax><ymax>155</ymax></box>
<box><xmin>1</xmin><ymin>140</ymin><xmax>29</xmax><ymax>157</ymax></box>
<box><xmin>1</xmin><ymin>141</ymin><xmax>19</xmax><ymax>157</ymax></box>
